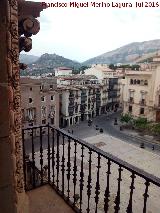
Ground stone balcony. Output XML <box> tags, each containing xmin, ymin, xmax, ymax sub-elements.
<box><xmin>27</xmin><ymin>185</ymin><xmax>74</xmax><ymax>213</ymax></box>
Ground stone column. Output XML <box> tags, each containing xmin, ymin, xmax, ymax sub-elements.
<box><xmin>0</xmin><ymin>0</ymin><xmax>28</xmax><ymax>212</ymax></box>
<box><xmin>0</xmin><ymin>0</ymin><xmax>46</xmax><ymax>212</ymax></box>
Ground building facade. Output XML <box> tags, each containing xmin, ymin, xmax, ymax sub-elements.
<box><xmin>20</xmin><ymin>77</ymin><xmax>59</xmax><ymax>128</ymax></box>
<box><xmin>59</xmin><ymin>77</ymin><xmax>120</xmax><ymax>127</ymax></box>
<box><xmin>84</xmin><ymin>64</ymin><xmax>116</xmax><ymax>79</ymax></box>
<box><xmin>123</xmin><ymin>60</ymin><xmax>160</xmax><ymax>122</ymax></box>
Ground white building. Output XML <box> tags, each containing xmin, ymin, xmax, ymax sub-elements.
<box><xmin>84</xmin><ymin>64</ymin><xmax>116</xmax><ymax>79</ymax></box>
<box><xmin>54</xmin><ymin>67</ymin><xmax>72</xmax><ymax>76</ymax></box>
<box><xmin>58</xmin><ymin>76</ymin><xmax>120</xmax><ymax>127</ymax></box>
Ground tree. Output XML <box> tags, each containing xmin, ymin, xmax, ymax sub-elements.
<box><xmin>109</xmin><ymin>64</ymin><xmax>117</xmax><ymax>70</ymax></box>
<box><xmin>120</xmin><ymin>113</ymin><xmax>133</xmax><ymax>123</ymax></box>
<box><xmin>151</xmin><ymin>123</ymin><xmax>160</xmax><ymax>136</ymax></box>
<box><xmin>133</xmin><ymin>117</ymin><xmax>148</xmax><ymax>131</ymax></box>
<box><xmin>72</xmin><ymin>65</ymin><xmax>91</xmax><ymax>74</ymax></box>
<box><xmin>131</xmin><ymin>64</ymin><xmax>140</xmax><ymax>71</ymax></box>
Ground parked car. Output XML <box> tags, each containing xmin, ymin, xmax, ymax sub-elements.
<box><xmin>96</xmin><ymin>125</ymin><xmax>99</xmax><ymax>130</ymax></box>
<box><xmin>100</xmin><ymin>128</ymin><xmax>103</xmax><ymax>133</ymax></box>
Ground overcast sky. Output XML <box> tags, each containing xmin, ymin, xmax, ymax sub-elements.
<box><xmin>25</xmin><ymin>0</ymin><xmax>160</xmax><ymax>62</ymax></box>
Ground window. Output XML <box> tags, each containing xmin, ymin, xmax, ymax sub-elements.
<box><xmin>141</xmin><ymin>92</ymin><xmax>145</xmax><ymax>100</ymax></box>
<box><xmin>26</xmin><ymin>108</ymin><xmax>36</xmax><ymax>121</ymax></box>
<box><xmin>137</xmin><ymin>80</ymin><xmax>140</xmax><ymax>84</ymax></box>
<box><xmin>51</xmin><ymin>95</ymin><xmax>54</xmax><ymax>101</ymax></box>
<box><xmin>30</xmin><ymin>87</ymin><xmax>32</xmax><ymax>91</ymax></box>
<box><xmin>144</xmin><ymin>80</ymin><xmax>148</xmax><ymax>86</ymax></box>
<box><xmin>140</xmin><ymin>107</ymin><xmax>144</xmax><ymax>115</ymax></box>
<box><xmin>133</xmin><ymin>79</ymin><xmax>137</xmax><ymax>84</ymax></box>
<box><xmin>129</xmin><ymin>105</ymin><xmax>132</xmax><ymax>113</ymax></box>
<box><xmin>140</xmin><ymin>80</ymin><xmax>144</xmax><ymax>86</ymax></box>
<box><xmin>130</xmin><ymin>79</ymin><xmax>133</xmax><ymax>84</ymax></box>
<box><xmin>41</xmin><ymin>96</ymin><xmax>45</xmax><ymax>102</ymax></box>
<box><xmin>40</xmin><ymin>85</ymin><xmax>44</xmax><ymax>90</ymax></box>
<box><xmin>50</xmin><ymin>85</ymin><xmax>53</xmax><ymax>89</ymax></box>
<box><xmin>42</xmin><ymin>119</ymin><xmax>46</xmax><ymax>124</ymax></box>
<box><xmin>41</xmin><ymin>106</ymin><xmax>46</xmax><ymax>117</ymax></box>
<box><xmin>129</xmin><ymin>91</ymin><xmax>134</xmax><ymax>103</ymax></box>
<box><xmin>29</xmin><ymin>98</ymin><xmax>32</xmax><ymax>103</ymax></box>
<box><xmin>51</xmin><ymin>118</ymin><xmax>54</xmax><ymax>125</ymax></box>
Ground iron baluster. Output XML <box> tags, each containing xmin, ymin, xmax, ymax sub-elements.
<box><xmin>79</xmin><ymin>145</ymin><xmax>84</xmax><ymax>213</ymax></box>
<box><xmin>31</xmin><ymin>128</ymin><xmax>36</xmax><ymax>188</ymax></box>
<box><xmin>47</xmin><ymin>124</ymin><xmax>51</xmax><ymax>183</ymax></box>
<box><xmin>56</xmin><ymin>130</ymin><xmax>60</xmax><ymax>190</ymax></box>
<box><xmin>40</xmin><ymin>126</ymin><xmax>44</xmax><ymax>185</ymax></box>
<box><xmin>67</xmin><ymin>137</ymin><xmax>71</xmax><ymax>200</ymax></box>
<box><xmin>114</xmin><ymin>166</ymin><xmax>123</xmax><ymax>213</ymax></box>
<box><xmin>143</xmin><ymin>180</ymin><xmax>150</xmax><ymax>213</ymax></box>
<box><xmin>22</xmin><ymin>125</ymin><xmax>160</xmax><ymax>213</ymax></box>
<box><xmin>61</xmin><ymin>134</ymin><xmax>65</xmax><ymax>195</ymax></box>
<box><xmin>86</xmin><ymin>149</ymin><xmax>92</xmax><ymax>213</ymax></box>
<box><xmin>73</xmin><ymin>140</ymin><xmax>77</xmax><ymax>206</ymax></box>
<box><xmin>95</xmin><ymin>154</ymin><xmax>101</xmax><ymax>213</ymax></box>
<box><xmin>52</xmin><ymin>128</ymin><xmax>55</xmax><ymax>184</ymax></box>
<box><xmin>126</xmin><ymin>172</ymin><xmax>136</xmax><ymax>213</ymax></box>
<box><xmin>104</xmin><ymin>159</ymin><xmax>111</xmax><ymax>213</ymax></box>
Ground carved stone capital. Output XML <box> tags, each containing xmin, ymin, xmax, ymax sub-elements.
<box><xmin>19</xmin><ymin>36</ymin><xmax>32</xmax><ymax>52</ymax></box>
<box><xmin>18</xmin><ymin>16</ymin><xmax>40</xmax><ymax>37</ymax></box>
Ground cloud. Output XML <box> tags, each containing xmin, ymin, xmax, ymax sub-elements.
<box><xmin>25</xmin><ymin>0</ymin><xmax>160</xmax><ymax>62</ymax></box>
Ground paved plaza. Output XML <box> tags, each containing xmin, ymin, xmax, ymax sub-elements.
<box><xmin>64</xmin><ymin>112</ymin><xmax>160</xmax><ymax>155</ymax></box>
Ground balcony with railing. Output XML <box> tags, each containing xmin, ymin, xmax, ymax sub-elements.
<box><xmin>81</xmin><ymin>96</ymin><xmax>87</xmax><ymax>102</ymax></box>
<box><xmin>139</xmin><ymin>99</ymin><xmax>146</xmax><ymax>106</ymax></box>
<box><xmin>128</xmin><ymin>97</ymin><xmax>134</xmax><ymax>104</ymax></box>
<box><xmin>69</xmin><ymin>94</ymin><xmax>75</xmax><ymax>101</ymax></box>
<box><xmin>23</xmin><ymin>125</ymin><xmax>160</xmax><ymax>213</ymax></box>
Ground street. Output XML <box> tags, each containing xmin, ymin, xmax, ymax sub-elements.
<box><xmin>64</xmin><ymin>111</ymin><xmax>160</xmax><ymax>155</ymax></box>
<box><xmin>24</xmin><ymin>111</ymin><xmax>160</xmax><ymax>155</ymax></box>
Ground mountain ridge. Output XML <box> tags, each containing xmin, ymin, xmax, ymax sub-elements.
<box><xmin>83</xmin><ymin>39</ymin><xmax>160</xmax><ymax>65</ymax></box>
<box><xmin>20</xmin><ymin>39</ymin><xmax>160</xmax><ymax>76</ymax></box>
<box><xmin>20</xmin><ymin>54</ymin><xmax>39</xmax><ymax>64</ymax></box>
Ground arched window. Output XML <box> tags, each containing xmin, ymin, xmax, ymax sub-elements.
<box><xmin>144</xmin><ymin>80</ymin><xmax>148</xmax><ymax>86</ymax></box>
<box><xmin>137</xmin><ymin>79</ymin><xmax>140</xmax><ymax>84</ymax></box>
<box><xmin>140</xmin><ymin>80</ymin><xmax>144</xmax><ymax>85</ymax></box>
<box><xmin>134</xmin><ymin>79</ymin><xmax>137</xmax><ymax>84</ymax></box>
<box><xmin>130</xmin><ymin>79</ymin><xmax>133</xmax><ymax>84</ymax></box>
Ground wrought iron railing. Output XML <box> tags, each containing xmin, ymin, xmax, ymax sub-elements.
<box><xmin>22</xmin><ymin>125</ymin><xmax>160</xmax><ymax>213</ymax></box>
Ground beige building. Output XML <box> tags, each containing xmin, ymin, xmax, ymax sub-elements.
<box><xmin>20</xmin><ymin>77</ymin><xmax>59</xmax><ymax>128</ymax></box>
<box><xmin>123</xmin><ymin>58</ymin><xmax>160</xmax><ymax>122</ymax></box>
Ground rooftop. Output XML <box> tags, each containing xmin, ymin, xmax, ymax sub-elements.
<box><xmin>55</xmin><ymin>67</ymin><xmax>72</xmax><ymax>70</ymax></box>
